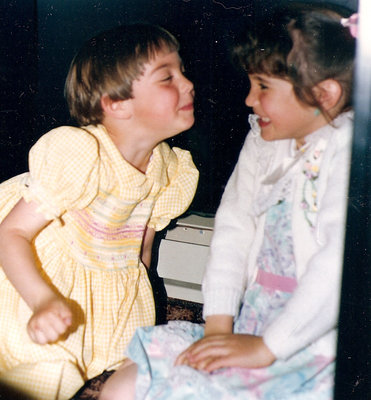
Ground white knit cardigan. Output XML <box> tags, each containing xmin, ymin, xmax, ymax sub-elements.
<box><xmin>202</xmin><ymin>111</ymin><xmax>353</xmax><ymax>360</ymax></box>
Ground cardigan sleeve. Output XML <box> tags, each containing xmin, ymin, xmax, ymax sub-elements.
<box><xmin>263</xmin><ymin>120</ymin><xmax>352</xmax><ymax>360</ymax></box>
<box><xmin>202</xmin><ymin>131</ymin><xmax>261</xmax><ymax>319</ymax></box>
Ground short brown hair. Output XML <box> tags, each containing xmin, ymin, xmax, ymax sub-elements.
<box><xmin>233</xmin><ymin>4</ymin><xmax>356</xmax><ymax>117</ymax></box>
<box><xmin>65</xmin><ymin>23</ymin><xmax>179</xmax><ymax>126</ymax></box>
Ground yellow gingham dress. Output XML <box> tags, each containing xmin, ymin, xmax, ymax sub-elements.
<box><xmin>0</xmin><ymin>125</ymin><xmax>199</xmax><ymax>399</ymax></box>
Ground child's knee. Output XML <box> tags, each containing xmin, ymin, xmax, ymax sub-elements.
<box><xmin>99</xmin><ymin>384</ymin><xmax>119</xmax><ymax>400</ymax></box>
<box><xmin>99</xmin><ymin>381</ymin><xmax>122</xmax><ymax>400</ymax></box>
<box><xmin>99</xmin><ymin>361</ymin><xmax>137</xmax><ymax>400</ymax></box>
<box><xmin>99</xmin><ymin>379</ymin><xmax>135</xmax><ymax>400</ymax></box>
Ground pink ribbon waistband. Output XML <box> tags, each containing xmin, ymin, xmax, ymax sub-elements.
<box><xmin>255</xmin><ymin>269</ymin><xmax>297</xmax><ymax>293</ymax></box>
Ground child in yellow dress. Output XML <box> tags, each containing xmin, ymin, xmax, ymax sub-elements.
<box><xmin>0</xmin><ymin>23</ymin><xmax>198</xmax><ymax>399</ymax></box>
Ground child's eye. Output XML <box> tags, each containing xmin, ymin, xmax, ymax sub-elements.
<box><xmin>161</xmin><ymin>75</ymin><xmax>173</xmax><ymax>82</ymax></box>
<box><xmin>259</xmin><ymin>83</ymin><xmax>268</xmax><ymax>90</ymax></box>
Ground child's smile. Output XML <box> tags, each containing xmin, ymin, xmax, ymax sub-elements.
<box><xmin>129</xmin><ymin>49</ymin><xmax>195</xmax><ymax>144</ymax></box>
<box><xmin>257</xmin><ymin>116</ymin><xmax>271</xmax><ymax>128</ymax></box>
<box><xmin>245</xmin><ymin>74</ymin><xmax>327</xmax><ymax>147</ymax></box>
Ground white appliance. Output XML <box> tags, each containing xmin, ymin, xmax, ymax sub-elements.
<box><xmin>157</xmin><ymin>214</ymin><xmax>214</xmax><ymax>303</ymax></box>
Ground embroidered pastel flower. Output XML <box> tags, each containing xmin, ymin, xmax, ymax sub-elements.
<box><xmin>301</xmin><ymin>147</ymin><xmax>324</xmax><ymax>228</ymax></box>
<box><xmin>313</xmin><ymin>149</ymin><xmax>322</xmax><ymax>159</ymax></box>
<box><xmin>301</xmin><ymin>201</ymin><xmax>309</xmax><ymax>210</ymax></box>
<box><xmin>303</xmin><ymin>162</ymin><xmax>320</xmax><ymax>180</ymax></box>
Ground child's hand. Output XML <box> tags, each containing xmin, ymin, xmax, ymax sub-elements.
<box><xmin>175</xmin><ymin>333</ymin><xmax>276</xmax><ymax>372</ymax></box>
<box><xmin>175</xmin><ymin>314</ymin><xmax>233</xmax><ymax>367</ymax></box>
<box><xmin>27</xmin><ymin>296</ymin><xmax>73</xmax><ymax>345</ymax></box>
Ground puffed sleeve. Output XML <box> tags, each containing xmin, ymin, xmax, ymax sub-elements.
<box><xmin>21</xmin><ymin>126</ymin><xmax>100</xmax><ymax>220</ymax></box>
<box><xmin>148</xmin><ymin>146</ymin><xmax>199</xmax><ymax>231</ymax></box>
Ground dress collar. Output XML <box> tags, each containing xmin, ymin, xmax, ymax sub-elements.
<box><xmin>82</xmin><ymin>125</ymin><xmax>169</xmax><ymax>189</ymax></box>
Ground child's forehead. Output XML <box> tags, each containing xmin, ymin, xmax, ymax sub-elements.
<box><xmin>249</xmin><ymin>73</ymin><xmax>288</xmax><ymax>84</ymax></box>
<box><xmin>144</xmin><ymin>49</ymin><xmax>182</xmax><ymax>73</ymax></box>
<box><xmin>249</xmin><ymin>73</ymin><xmax>272</xmax><ymax>83</ymax></box>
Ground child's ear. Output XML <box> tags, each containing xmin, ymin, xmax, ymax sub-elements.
<box><xmin>100</xmin><ymin>94</ymin><xmax>132</xmax><ymax>119</ymax></box>
<box><xmin>313</xmin><ymin>79</ymin><xmax>342</xmax><ymax>111</ymax></box>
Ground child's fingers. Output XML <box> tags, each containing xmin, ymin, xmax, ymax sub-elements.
<box><xmin>177</xmin><ymin>351</ymin><xmax>226</xmax><ymax>372</ymax></box>
<box><xmin>196</xmin><ymin>355</ymin><xmax>232</xmax><ymax>372</ymax></box>
<box><xmin>174</xmin><ymin>339</ymin><xmax>203</xmax><ymax>366</ymax></box>
<box><xmin>187</xmin><ymin>336</ymin><xmax>226</xmax><ymax>359</ymax></box>
<box><xmin>27</xmin><ymin>307</ymin><xmax>72</xmax><ymax>344</ymax></box>
<box><xmin>59</xmin><ymin>307</ymin><xmax>73</xmax><ymax>327</ymax></box>
<box><xmin>175</xmin><ymin>347</ymin><xmax>194</xmax><ymax>366</ymax></box>
<box><xmin>28</xmin><ymin>327</ymin><xmax>48</xmax><ymax>345</ymax></box>
<box><xmin>28</xmin><ymin>321</ymin><xmax>59</xmax><ymax>344</ymax></box>
<box><xmin>175</xmin><ymin>337</ymin><xmax>224</xmax><ymax>366</ymax></box>
<box><xmin>175</xmin><ymin>333</ymin><xmax>231</xmax><ymax>367</ymax></box>
<box><xmin>174</xmin><ymin>352</ymin><xmax>185</xmax><ymax>366</ymax></box>
<box><xmin>188</xmin><ymin>341</ymin><xmax>241</xmax><ymax>371</ymax></box>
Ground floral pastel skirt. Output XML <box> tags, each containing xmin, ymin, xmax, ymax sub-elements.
<box><xmin>126</xmin><ymin>200</ymin><xmax>335</xmax><ymax>399</ymax></box>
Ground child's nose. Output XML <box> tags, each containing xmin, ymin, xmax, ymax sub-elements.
<box><xmin>180</xmin><ymin>75</ymin><xmax>194</xmax><ymax>93</ymax></box>
<box><xmin>245</xmin><ymin>89</ymin><xmax>258</xmax><ymax>108</ymax></box>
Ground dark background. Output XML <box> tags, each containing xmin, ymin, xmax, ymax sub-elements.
<box><xmin>0</xmin><ymin>0</ymin><xmax>358</xmax><ymax>214</ymax></box>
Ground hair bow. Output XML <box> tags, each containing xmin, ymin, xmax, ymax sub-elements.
<box><xmin>341</xmin><ymin>13</ymin><xmax>358</xmax><ymax>38</ymax></box>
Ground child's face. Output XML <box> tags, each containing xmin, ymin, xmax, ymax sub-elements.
<box><xmin>245</xmin><ymin>74</ymin><xmax>326</xmax><ymax>147</ymax></box>
<box><xmin>129</xmin><ymin>49</ymin><xmax>194</xmax><ymax>142</ymax></box>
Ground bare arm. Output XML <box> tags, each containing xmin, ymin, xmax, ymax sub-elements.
<box><xmin>140</xmin><ymin>226</ymin><xmax>156</xmax><ymax>268</ymax></box>
<box><xmin>0</xmin><ymin>198</ymin><xmax>72</xmax><ymax>344</ymax></box>
<box><xmin>204</xmin><ymin>314</ymin><xmax>233</xmax><ymax>336</ymax></box>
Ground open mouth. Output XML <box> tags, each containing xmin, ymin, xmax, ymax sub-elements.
<box><xmin>258</xmin><ymin>116</ymin><xmax>271</xmax><ymax>128</ymax></box>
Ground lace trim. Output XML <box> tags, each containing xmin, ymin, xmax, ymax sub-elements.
<box><xmin>253</xmin><ymin>174</ymin><xmax>295</xmax><ymax>216</ymax></box>
<box><xmin>248</xmin><ymin>114</ymin><xmax>260</xmax><ymax>137</ymax></box>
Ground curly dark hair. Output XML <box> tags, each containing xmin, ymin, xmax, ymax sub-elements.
<box><xmin>233</xmin><ymin>3</ymin><xmax>356</xmax><ymax>117</ymax></box>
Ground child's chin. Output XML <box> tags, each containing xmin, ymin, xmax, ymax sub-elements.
<box><xmin>260</xmin><ymin>128</ymin><xmax>277</xmax><ymax>142</ymax></box>
<box><xmin>185</xmin><ymin>116</ymin><xmax>195</xmax><ymax>129</ymax></box>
